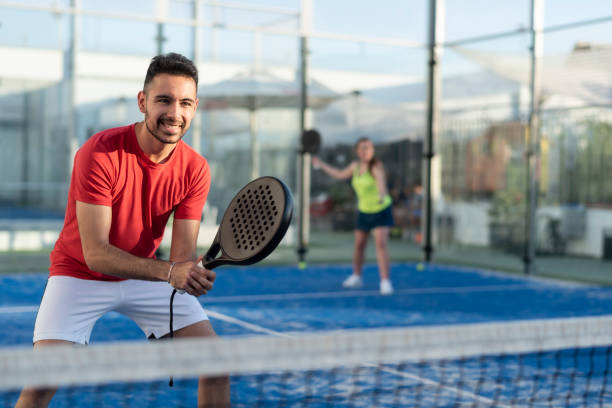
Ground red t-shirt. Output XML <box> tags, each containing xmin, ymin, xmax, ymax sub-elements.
<box><xmin>49</xmin><ymin>123</ymin><xmax>210</xmax><ymax>281</ymax></box>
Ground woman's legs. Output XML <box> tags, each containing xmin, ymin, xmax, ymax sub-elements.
<box><xmin>352</xmin><ymin>229</ymin><xmax>369</xmax><ymax>277</ymax></box>
<box><xmin>344</xmin><ymin>227</ymin><xmax>393</xmax><ymax>294</ymax></box>
<box><xmin>343</xmin><ymin>229</ymin><xmax>369</xmax><ymax>288</ymax></box>
<box><xmin>373</xmin><ymin>226</ymin><xmax>393</xmax><ymax>294</ymax></box>
<box><xmin>372</xmin><ymin>226</ymin><xmax>390</xmax><ymax>280</ymax></box>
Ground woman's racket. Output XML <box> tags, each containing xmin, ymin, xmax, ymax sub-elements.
<box><xmin>168</xmin><ymin>176</ymin><xmax>293</xmax><ymax>384</ymax></box>
<box><xmin>300</xmin><ymin>129</ymin><xmax>321</xmax><ymax>155</ymax></box>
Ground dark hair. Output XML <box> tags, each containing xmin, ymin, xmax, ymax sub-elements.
<box><xmin>143</xmin><ymin>53</ymin><xmax>198</xmax><ymax>90</ymax></box>
<box><xmin>354</xmin><ymin>136</ymin><xmax>378</xmax><ymax>173</ymax></box>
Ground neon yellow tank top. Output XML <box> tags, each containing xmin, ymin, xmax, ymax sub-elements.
<box><xmin>351</xmin><ymin>166</ymin><xmax>392</xmax><ymax>214</ymax></box>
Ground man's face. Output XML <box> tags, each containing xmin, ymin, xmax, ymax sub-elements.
<box><xmin>138</xmin><ymin>73</ymin><xmax>199</xmax><ymax>145</ymax></box>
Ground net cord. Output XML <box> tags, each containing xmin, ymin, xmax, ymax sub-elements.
<box><xmin>2</xmin><ymin>314</ymin><xmax>612</xmax><ymax>390</ymax></box>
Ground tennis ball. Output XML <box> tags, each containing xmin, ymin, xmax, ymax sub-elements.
<box><xmin>416</xmin><ymin>262</ymin><xmax>425</xmax><ymax>271</ymax></box>
<box><xmin>298</xmin><ymin>261</ymin><xmax>307</xmax><ymax>270</ymax></box>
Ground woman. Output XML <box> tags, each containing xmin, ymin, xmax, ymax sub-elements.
<box><xmin>312</xmin><ymin>137</ymin><xmax>394</xmax><ymax>295</ymax></box>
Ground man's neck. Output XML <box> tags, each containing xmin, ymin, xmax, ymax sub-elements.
<box><xmin>134</xmin><ymin>122</ymin><xmax>177</xmax><ymax>164</ymax></box>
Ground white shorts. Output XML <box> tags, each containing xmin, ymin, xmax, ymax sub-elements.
<box><xmin>33</xmin><ymin>276</ymin><xmax>208</xmax><ymax>344</ymax></box>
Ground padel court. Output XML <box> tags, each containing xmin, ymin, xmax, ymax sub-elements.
<box><xmin>2</xmin><ymin>263</ymin><xmax>612</xmax><ymax>407</ymax></box>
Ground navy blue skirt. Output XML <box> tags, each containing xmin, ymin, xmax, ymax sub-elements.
<box><xmin>356</xmin><ymin>205</ymin><xmax>394</xmax><ymax>231</ymax></box>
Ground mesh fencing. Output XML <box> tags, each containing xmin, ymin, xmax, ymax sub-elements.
<box><xmin>2</xmin><ymin>315</ymin><xmax>612</xmax><ymax>407</ymax></box>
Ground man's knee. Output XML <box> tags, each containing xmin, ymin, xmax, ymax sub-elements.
<box><xmin>165</xmin><ymin>319</ymin><xmax>217</xmax><ymax>339</ymax></box>
<box><xmin>15</xmin><ymin>387</ymin><xmax>57</xmax><ymax>408</ymax></box>
<box><xmin>198</xmin><ymin>375</ymin><xmax>230</xmax><ymax>408</ymax></box>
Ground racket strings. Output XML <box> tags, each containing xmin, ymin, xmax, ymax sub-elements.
<box><xmin>230</xmin><ymin>184</ymin><xmax>280</xmax><ymax>253</ymax></box>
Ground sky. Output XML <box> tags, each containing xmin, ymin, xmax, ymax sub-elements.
<box><xmin>0</xmin><ymin>0</ymin><xmax>610</xmax><ymax>78</ymax></box>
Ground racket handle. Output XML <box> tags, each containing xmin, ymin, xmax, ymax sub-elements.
<box><xmin>202</xmin><ymin>258</ymin><xmax>225</xmax><ymax>270</ymax></box>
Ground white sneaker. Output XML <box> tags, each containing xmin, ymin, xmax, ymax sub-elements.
<box><xmin>342</xmin><ymin>274</ymin><xmax>363</xmax><ymax>288</ymax></box>
<box><xmin>380</xmin><ymin>279</ymin><xmax>394</xmax><ymax>295</ymax></box>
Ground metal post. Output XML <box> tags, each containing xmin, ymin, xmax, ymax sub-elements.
<box><xmin>156</xmin><ymin>23</ymin><xmax>166</xmax><ymax>55</ymax></box>
<box><xmin>523</xmin><ymin>0</ymin><xmax>544</xmax><ymax>274</ymax></box>
<box><xmin>296</xmin><ymin>0</ymin><xmax>312</xmax><ymax>267</ymax></box>
<box><xmin>192</xmin><ymin>0</ymin><xmax>201</xmax><ymax>62</ymax></box>
<box><xmin>297</xmin><ymin>34</ymin><xmax>310</xmax><ymax>267</ymax></box>
<box><xmin>210</xmin><ymin>5</ymin><xmax>219</xmax><ymax>60</ymax></box>
<box><xmin>422</xmin><ymin>0</ymin><xmax>443</xmax><ymax>262</ymax></box>
<box><xmin>66</xmin><ymin>0</ymin><xmax>80</xmax><ymax>169</ymax></box>
<box><xmin>155</xmin><ymin>0</ymin><xmax>168</xmax><ymax>55</ymax></box>
<box><xmin>190</xmin><ymin>0</ymin><xmax>202</xmax><ymax>154</ymax></box>
<box><xmin>21</xmin><ymin>93</ymin><xmax>29</xmax><ymax>205</ymax></box>
<box><xmin>249</xmin><ymin>109</ymin><xmax>259</xmax><ymax>179</ymax></box>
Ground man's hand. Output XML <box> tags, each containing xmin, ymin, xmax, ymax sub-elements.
<box><xmin>168</xmin><ymin>255</ymin><xmax>216</xmax><ymax>296</ymax></box>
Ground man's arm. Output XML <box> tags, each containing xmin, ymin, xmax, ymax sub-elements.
<box><xmin>169</xmin><ymin>218</ymin><xmax>200</xmax><ymax>261</ymax></box>
<box><xmin>76</xmin><ymin>201</ymin><xmax>213</xmax><ymax>296</ymax></box>
<box><xmin>168</xmin><ymin>218</ymin><xmax>216</xmax><ymax>295</ymax></box>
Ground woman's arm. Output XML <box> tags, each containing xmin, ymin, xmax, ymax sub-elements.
<box><xmin>371</xmin><ymin>161</ymin><xmax>389</xmax><ymax>202</ymax></box>
<box><xmin>312</xmin><ymin>157</ymin><xmax>356</xmax><ymax>180</ymax></box>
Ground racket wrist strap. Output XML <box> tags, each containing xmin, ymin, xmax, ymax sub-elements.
<box><xmin>166</xmin><ymin>261</ymin><xmax>176</xmax><ymax>284</ymax></box>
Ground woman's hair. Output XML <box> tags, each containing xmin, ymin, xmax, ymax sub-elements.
<box><xmin>354</xmin><ymin>136</ymin><xmax>378</xmax><ymax>173</ymax></box>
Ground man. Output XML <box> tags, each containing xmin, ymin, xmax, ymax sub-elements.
<box><xmin>15</xmin><ymin>53</ymin><xmax>230</xmax><ymax>407</ymax></box>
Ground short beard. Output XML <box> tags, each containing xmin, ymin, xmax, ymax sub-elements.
<box><xmin>145</xmin><ymin>117</ymin><xmax>184</xmax><ymax>145</ymax></box>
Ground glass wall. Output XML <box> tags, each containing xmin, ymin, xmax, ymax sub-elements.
<box><xmin>0</xmin><ymin>0</ymin><xmax>611</xmax><ymax>279</ymax></box>
<box><xmin>308</xmin><ymin>0</ymin><xmax>426</xmax><ymax>239</ymax></box>
<box><xmin>432</xmin><ymin>0</ymin><xmax>612</xmax><ymax>280</ymax></box>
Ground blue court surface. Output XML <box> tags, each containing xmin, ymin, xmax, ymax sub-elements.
<box><xmin>3</xmin><ymin>263</ymin><xmax>612</xmax><ymax>407</ymax></box>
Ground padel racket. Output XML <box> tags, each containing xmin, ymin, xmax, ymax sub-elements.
<box><xmin>200</xmin><ymin>176</ymin><xmax>293</xmax><ymax>270</ymax></box>
<box><xmin>169</xmin><ymin>176</ymin><xmax>293</xmax><ymax>343</ymax></box>
<box><xmin>300</xmin><ymin>129</ymin><xmax>321</xmax><ymax>154</ymax></box>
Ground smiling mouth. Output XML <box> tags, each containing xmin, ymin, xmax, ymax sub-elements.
<box><xmin>158</xmin><ymin>119</ymin><xmax>184</xmax><ymax>133</ymax></box>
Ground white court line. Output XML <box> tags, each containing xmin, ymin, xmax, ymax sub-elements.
<box><xmin>0</xmin><ymin>305</ymin><xmax>38</xmax><ymax>314</ymax></box>
<box><xmin>202</xmin><ymin>284</ymin><xmax>531</xmax><ymax>304</ymax></box>
<box><xmin>375</xmin><ymin>364</ymin><xmax>506</xmax><ymax>407</ymax></box>
<box><xmin>204</xmin><ymin>309</ymin><xmax>291</xmax><ymax>338</ymax></box>
<box><xmin>0</xmin><ymin>284</ymin><xmax>529</xmax><ymax>314</ymax></box>
<box><xmin>205</xmin><ymin>308</ymin><xmax>504</xmax><ymax>406</ymax></box>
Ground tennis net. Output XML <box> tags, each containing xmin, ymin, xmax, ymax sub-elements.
<box><xmin>2</xmin><ymin>314</ymin><xmax>612</xmax><ymax>407</ymax></box>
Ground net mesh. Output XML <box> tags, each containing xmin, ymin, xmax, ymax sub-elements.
<box><xmin>2</xmin><ymin>315</ymin><xmax>612</xmax><ymax>407</ymax></box>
